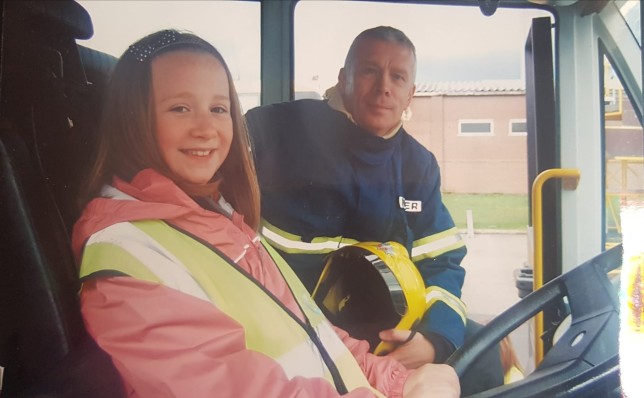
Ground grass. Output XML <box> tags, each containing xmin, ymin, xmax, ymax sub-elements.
<box><xmin>442</xmin><ymin>193</ymin><xmax>529</xmax><ymax>231</ymax></box>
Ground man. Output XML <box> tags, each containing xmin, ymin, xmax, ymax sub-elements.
<box><xmin>246</xmin><ymin>26</ymin><xmax>502</xmax><ymax>393</ymax></box>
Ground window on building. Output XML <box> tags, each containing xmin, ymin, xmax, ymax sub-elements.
<box><xmin>509</xmin><ymin>119</ymin><xmax>527</xmax><ymax>136</ymax></box>
<box><xmin>458</xmin><ymin>120</ymin><xmax>494</xmax><ymax>136</ymax></box>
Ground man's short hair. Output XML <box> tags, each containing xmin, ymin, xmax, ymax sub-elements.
<box><xmin>343</xmin><ymin>26</ymin><xmax>417</xmax><ymax>73</ymax></box>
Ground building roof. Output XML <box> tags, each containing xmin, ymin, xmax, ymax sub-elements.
<box><xmin>415</xmin><ymin>79</ymin><xmax>525</xmax><ymax>97</ymax></box>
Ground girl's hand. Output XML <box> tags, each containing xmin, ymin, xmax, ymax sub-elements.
<box><xmin>402</xmin><ymin>363</ymin><xmax>460</xmax><ymax>398</ymax></box>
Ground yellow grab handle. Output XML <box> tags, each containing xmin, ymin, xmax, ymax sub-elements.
<box><xmin>531</xmin><ymin>168</ymin><xmax>580</xmax><ymax>366</ymax></box>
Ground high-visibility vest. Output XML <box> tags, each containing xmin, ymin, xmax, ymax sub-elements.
<box><xmin>79</xmin><ymin>219</ymin><xmax>383</xmax><ymax>396</ymax></box>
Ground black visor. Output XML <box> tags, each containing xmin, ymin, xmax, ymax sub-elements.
<box><xmin>312</xmin><ymin>246</ymin><xmax>406</xmax><ymax>351</ymax></box>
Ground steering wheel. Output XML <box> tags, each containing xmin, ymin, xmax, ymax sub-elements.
<box><xmin>445</xmin><ymin>244</ymin><xmax>623</xmax><ymax>398</ymax></box>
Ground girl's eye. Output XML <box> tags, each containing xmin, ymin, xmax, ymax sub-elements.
<box><xmin>170</xmin><ymin>105</ymin><xmax>189</xmax><ymax>113</ymax></box>
<box><xmin>211</xmin><ymin>106</ymin><xmax>228</xmax><ymax>114</ymax></box>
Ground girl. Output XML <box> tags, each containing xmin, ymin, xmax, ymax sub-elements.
<box><xmin>72</xmin><ymin>29</ymin><xmax>457</xmax><ymax>398</ymax></box>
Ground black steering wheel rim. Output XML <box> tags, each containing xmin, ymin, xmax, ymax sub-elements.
<box><xmin>446</xmin><ymin>244</ymin><xmax>623</xmax><ymax>398</ymax></box>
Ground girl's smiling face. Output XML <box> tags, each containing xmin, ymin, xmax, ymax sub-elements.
<box><xmin>152</xmin><ymin>50</ymin><xmax>233</xmax><ymax>185</ymax></box>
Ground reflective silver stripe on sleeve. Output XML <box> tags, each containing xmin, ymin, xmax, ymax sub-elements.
<box><xmin>425</xmin><ymin>286</ymin><xmax>467</xmax><ymax>324</ymax></box>
<box><xmin>87</xmin><ymin>222</ymin><xmax>211</xmax><ymax>303</ymax></box>
<box><xmin>411</xmin><ymin>227</ymin><xmax>465</xmax><ymax>261</ymax></box>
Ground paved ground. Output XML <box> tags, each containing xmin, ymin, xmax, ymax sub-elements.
<box><xmin>461</xmin><ymin>232</ymin><xmax>528</xmax><ymax>316</ymax></box>
<box><xmin>459</xmin><ymin>232</ymin><xmax>534</xmax><ymax>372</ymax></box>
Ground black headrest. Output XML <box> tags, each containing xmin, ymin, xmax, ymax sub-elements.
<box><xmin>17</xmin><ymin>1</ymin><xmax>93</xmax><ymax>40</ymax></box>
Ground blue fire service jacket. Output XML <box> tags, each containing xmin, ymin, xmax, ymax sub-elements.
<box><xmin>246</xmin><ymin>99</ymin><xmax>467</xmax><ymax>357</ymax></box>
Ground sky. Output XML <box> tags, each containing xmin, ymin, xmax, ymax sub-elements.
<box><xmin>77</xmin><ymin>0</ymin><xmax>551</xmax><ymax>93</ymax></box>
<box><xmin>293</xmin><ymin>2</ymin><xmax>550</xmax><ymax>91</ymax></box>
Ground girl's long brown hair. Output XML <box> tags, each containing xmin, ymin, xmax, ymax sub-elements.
<box><xmin>80</xmin><ymin>30</ymin><xmax>260</xmax><ymax>230</ymax></box>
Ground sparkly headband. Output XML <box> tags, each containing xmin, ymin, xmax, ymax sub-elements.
<box><xmin>126</xmin><ymin>30</ymin><xmax>212</xmax><ymax>62</ymax></box>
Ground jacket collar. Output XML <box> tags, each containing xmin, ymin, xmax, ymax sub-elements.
<box><xmin>325</xmin><ymin>84</ymin><xmax>405</xmax><ymax>139</ymax></box>
<box><xmin>72</xmin><ymin>169</ymin><xmax>236</xmax><ymax>261</ymax></box>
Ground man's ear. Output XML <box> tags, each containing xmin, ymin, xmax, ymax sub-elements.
<box><xmin>338</xmin><ymin>68</ymin><xmax>347</xmax><ymax>91</ymax></box>
<box><xmin>406</xmin><ymin>84</ymin><xmax>416</xmax><ymax>106</ymax></box>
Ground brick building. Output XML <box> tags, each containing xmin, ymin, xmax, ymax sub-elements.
<box><xmin>405</xmin><ymin>80</ymin><xmax>528</xmax><ymax>194</ymax></box>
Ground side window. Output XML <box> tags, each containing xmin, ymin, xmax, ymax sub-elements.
<box><xmin>602</xmin><ymin>55</ymin><xmax>644</xmax><ymax>248</ymax></box>
<box><xmin>76</xmin><ymin>1</ymin><xmax>261</xmax><ymax>113</ymax></box>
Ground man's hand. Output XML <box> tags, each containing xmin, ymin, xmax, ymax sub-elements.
<box><xmin>402</xmin><ymin>363</ymin><xmax>460</xmax><ymax>398</ymax></box>
<box><xmin>379</xmin><ymin>329</ymin><xmax>436</xmax><ymax>368</ymax></box>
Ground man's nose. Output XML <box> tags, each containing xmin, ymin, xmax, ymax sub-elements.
<box><xmin>376</xmin><ymin>73</ymin><xmax>392</xmax><ymax>95</ymax></box>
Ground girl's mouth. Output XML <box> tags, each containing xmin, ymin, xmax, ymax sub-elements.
<box><xmin>182</xmin><ymin>149</ymin><xmax>213</xmax><ymax>157</ymax></box>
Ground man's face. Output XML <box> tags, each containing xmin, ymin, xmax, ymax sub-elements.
<box><xmin>339</xmin><ymin>38</ymin><xmax>416</xmax><ymax>137</ymax></box>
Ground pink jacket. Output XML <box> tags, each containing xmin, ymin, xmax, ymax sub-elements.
<box><xmin>72</xmin><ymin>169</ymin><xmax>410</xmax><ymax>398</ymax></box>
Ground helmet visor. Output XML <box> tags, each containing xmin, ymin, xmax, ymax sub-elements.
<box><xmin>313</xmin><ymin>247</ymin><xmax>406</xmax><ymax>351</ymax></box>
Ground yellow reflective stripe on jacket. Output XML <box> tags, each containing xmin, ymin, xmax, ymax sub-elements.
<box><xmin>261</xmin><ymin>219</ymin><xmax>358</xmax><ymax>254</ymax></box>
<box><xmin>80</xmin><ymin>222</ymin><xmax>210</xmax><ymax>303</ymax></box>
<box><xmin>261</xmin><ymin>239</ymin><xmax>382</xmax><ymax>396</ymax></box>
<box><xmin>134</xmin><ymin>220</ymin><xmax>331</xmax><ymax>377</ymax></box>
<box><xmin>81</xmin><ymin>241</ymin><xmax>159</xmax><ymax>283</ymax></box>
<box><xmin>425</xmin><ymin>286</ymin><xmax>467</xmax><ymax>325</ymax></box>
<box><xmin>81</xmin><ymin>220</ymin><xmax>381</xmax><ymax>396</ymax></box>
<box><xmin>411</xmin><ymin>227</ymin><xmax>465</xmax><ymax>262</ymax></box>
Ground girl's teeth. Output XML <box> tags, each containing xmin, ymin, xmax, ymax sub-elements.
<box><xmin>186</xmin><ymin>150</ymin><xmax>210</xmax><ymax>156</ymax></box>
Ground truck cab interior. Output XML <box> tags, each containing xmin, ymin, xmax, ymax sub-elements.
<box><xmin>0</xmin><ymin>1</ymin><xmax>631</xmax><ymax>397</ymax></box>
<box><xmin>0</xmin><ymin>1</ymin><xmax>123</xmax><ymax>396</ymax></box>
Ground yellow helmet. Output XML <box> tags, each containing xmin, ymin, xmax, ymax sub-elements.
<box><xmin>312</xmin><ymin>241</ymin><xmax>427</xmax><ymax>355</ymax></box>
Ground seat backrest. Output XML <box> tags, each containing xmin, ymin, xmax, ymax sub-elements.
<box><xmin>0</xmin><ymin>1</ymin><xmax>121</xmax><ymax>396</ymax></box>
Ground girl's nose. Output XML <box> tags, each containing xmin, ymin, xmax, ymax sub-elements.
<box><xmin>191</xmin><ymin>112</ymin><xmax>218</xmax><ymax>138</ymax></box>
